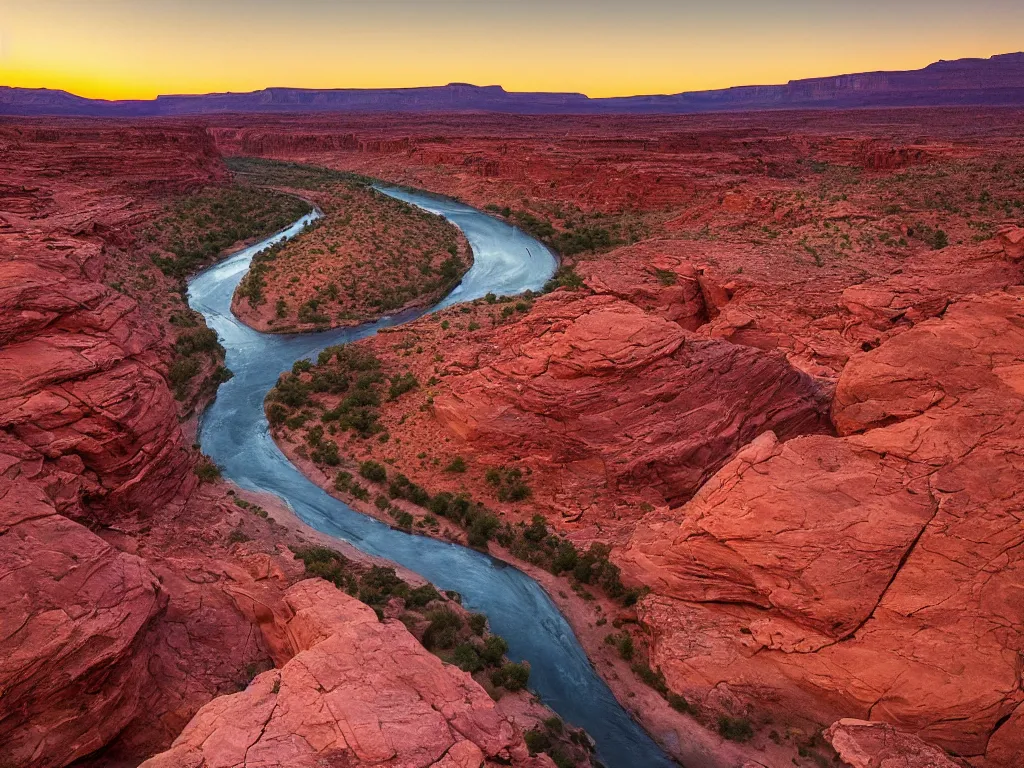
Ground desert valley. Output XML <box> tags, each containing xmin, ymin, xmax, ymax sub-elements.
<box><xmin>1</xmin><ymin>42</ymin><xmax>1024</xmax><ymax>768</ymax></box>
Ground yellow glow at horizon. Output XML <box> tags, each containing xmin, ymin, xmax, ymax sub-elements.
<box><xmin>1</xmin><ymin>3</ymin><xmax>1021</xmax><ymax>100</ymax></box>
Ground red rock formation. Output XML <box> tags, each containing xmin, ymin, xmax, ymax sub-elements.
<box><xmin>141</xmin><ymin>579</ymin><xmax>552</xmax><ymax>768</ymax></box>
<box><xmin>824</xmin><ymin>720</ymin><xmax>966</xmax><ymax>768</ymax></box>
<box><xmin>621</xmin><ymin>290</ymin><xmax>1024</xmax><ymax>763</ymax></box>
<box><xmin>0</xmin><ymin>480</ymin><xmax>165</xmax><ymax>768</ymax></box>
<box><xmin>433</xmin><ymin>293</ymin><xmax>832</xmax><ymax>510</ymax></box>
<box><xmin>995</xmin><ymin>225</ymin><xmax>1024</xmax><ymax>260</ymax></box>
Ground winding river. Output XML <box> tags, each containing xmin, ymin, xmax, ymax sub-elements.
<box><xmin>188</xmin><ymin>188</ymin><xmax>680</xmax><ymax>768</ymax></box>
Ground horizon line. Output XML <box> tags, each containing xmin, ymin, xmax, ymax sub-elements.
<box><xmin>5</xmin><ymin>50</ymin><xmax>1023</xmax><ymax>104</ymax></box>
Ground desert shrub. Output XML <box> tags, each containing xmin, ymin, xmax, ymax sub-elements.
<box><xmin>604</xmin><ymin>631</ymin><xmax>635</xmax><ymax>661</ymax></box>
<box><xmin>543</xmin><ymin>265</ymin><xmax>585</xmax><ymax>293</ymax></box>
<box><xmin>524</xmin><ymin>729</ymin><xmax>551</xmax><ymax>755</ymax></box>
<box><xmin>334</xmin><ymin>470</ymin><xmax>353</xmax><ymax>491</ymax></box>
<box><xmin>468</xmin><ymin>613</ymin><xmax>488</xmax><ymax>636</ymax></box>
<box><xmin>480</xmin><ymin>635</ymin><xmax>509</xmax><ymax>665</ymax></box>
<box><xmin>717</xmin><ymin>715</ymin><xmax>754</xmax><ymax>742</ymax></box>
<box><xmin>491</xmin><ymin>661</ymin><xmax>530</xmax><ymax>691</ymax></box>
<box><xmin>632</xmin><ymin>662</ymin><xmax>668</xmax><ymax>695</ymax></box>
<box><xmin>291</xmin><ymin>545</ymin><xmax>358</xmax><ymax>593</ymax></box>
<box><xmin>668</xmin><ymin>693</ymin><xmax>692</xmax><ymax>714</ymax></box>
<box><xmin>452</xmin><ymin>642</ymin><xmax>484</xmax><ymax>673</ymax></box>
<box><xmin>406</xmin><ymin>584</ymin><xmax>441</xmax><ymax>608</ymax></box>
<box><xmin>310</xmin><ymin>440</ymin><xmax>340</xmax><ymax>466</ymax></box>
<box><xmin>445</xmin><ymin>456</ymin><xmax>467</xmax><ymax>473</ymax></box>
<box><xmin>174</xmin><ymin>327</ymin><xmax>221</xmax><ymax>356</ymax></box>
<box><xmin>359</xmin><ymin>460</ymin><xmax>388</xmax><ymax>484</ymax></box>
<box><xmin>195</xmin><ymin>458</ymin><xmax>221</xmax><ymax>483</ymax></box>
<box><xmin>358</xmin><ymin>566</ymin><xmax>409</xmax><ymax>606</ymax></box>
<box><xmin>654</xmin><ymin>268</ymin><xmax>677</xmax><ymax>286</ymax></box>
<box><xmin>523</xmin><ymin>515</ymin><xmax>548</xmax><ymax>543</ymax></box>
<box><xmin>227</xmin><ymin>528</ymin><xmax>250</xmax><ymax>544</ymax></box>
<box><xmin>168</xmin><ymin>356</ymin><xmax>201</xmax><ymax>396</ymax></box>
<box><xmin>468</xmin><ymin>512</ymin><xmax>501</xmax><ymax>549</ymax></box>
<box><xmin>388</xmin><ymin>372</ymin><xmax>419</xmax><ymax>400</ymax></box>
<box><xmin>422</xmin><ymin>608</ymin><xmax>463</xmax><ymax>650</ymax></box>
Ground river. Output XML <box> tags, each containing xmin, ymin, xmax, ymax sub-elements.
<box><xmin>187</xmin><ymin>188</ymin><xmax>680</xmax><ymax>768</ymax></box>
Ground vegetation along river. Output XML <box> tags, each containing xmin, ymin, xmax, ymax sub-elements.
<box><xmin>188</xmin><ymin>187</ymin><xmax>680</xmax><ymax>768</ymax></box>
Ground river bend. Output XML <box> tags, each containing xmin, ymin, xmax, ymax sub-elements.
<box><xmin>188</xmin><ymin>188</ymin><xmax>679</xmax><ymax>768</ymax></box>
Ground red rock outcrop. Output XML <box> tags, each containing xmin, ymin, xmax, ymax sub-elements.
<box><xmin>142</xmin><ymin>579</ymin><xmax>551</xmax><ymax>768</ymax></box>
<box><xmin>824</xmin><ymin>720</ymin><xmax>966</xmax><ymax>768</ymax></box>
<box><xmin>0</xmin><ymin>480</ymin><xmax>165</xmax><ymax>767</ymax></box>
<box><xmin>622</xmin><ymin>290</ymin><xmax>1024</xmax><ymax>763</ymax></box>
<box><xmin>995</xmin><ymin>225</ymin><xmax>1024</xmax><ymax>261</ymax></box>
<box><xmin>433</xmin><ymin>292</ymin><xmax>832</xmax><ymax>510</ymax></box>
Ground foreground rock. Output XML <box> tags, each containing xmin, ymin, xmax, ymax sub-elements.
<box><xmin>622</xmin><ymin>290</ymin><xmax>1024</xmax><ymax>764</ymax></box>
<box><xmin>0</xmin><ymin>481</ymin><xmax>164</xmax><ymax>767</ymax></box>
<box><xmin>142</xmin><ymin>579</ymin><xmax>551</xmax><ymax>768</ymax></box>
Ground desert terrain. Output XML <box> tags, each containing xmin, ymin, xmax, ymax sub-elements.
<box><xmin>0</xmin><ymin>120</ymin><xmax>590</xmax><ymax>768</ymax></box>
<box><xmin>212</xmin><ymin>108</ymin><xmax>1024</xmax><ymax>767</ymax></box>
<box><xmin>0</xmin><ymin>106</ymin><xmax>1021</xmax><ymax>768</ymax></box>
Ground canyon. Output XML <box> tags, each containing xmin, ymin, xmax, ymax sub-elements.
<box><xmin>1</xmin><ymin>105</ymin><xmax>1022</xmax><ymax>768</ymax></box>
<box><xmin>215</xmin><ymin>108</ymin><xmax>1024</xmax><ymax>766</ymax></box>
<box><xmin>0</xmin><ymin>122</ymin><xmax>576</xmax><ymax>768</ymax></box>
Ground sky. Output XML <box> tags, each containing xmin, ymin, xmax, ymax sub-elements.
<box><xmin>1</xmin><ymin>0</ymin><xmax>1022</xmax><ymax>100</ymax></box>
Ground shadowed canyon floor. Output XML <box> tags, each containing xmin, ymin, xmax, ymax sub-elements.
<box><xmin>1</xmin><ymin>109</ymin><xmax>1022</xmax><ymax>768</ymax></box>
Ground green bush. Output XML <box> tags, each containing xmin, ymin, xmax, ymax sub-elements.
<box><xmin>524</xmin><ymin>729</ymin><xmax>551</xmax><ymax>755</ymax></box>
<box><xmin>227</xmin><ymin>528</ymin><xmax>251</xmax><ymax>544</ymax></box>
<box><xmin>359</xmin><ymin>460</ymin><xmax>388</xmax><ymax>484</ymax></box>
<box><xmin>491</xmin><ymin>661</ymin><xmax>530</xmax><ymax>691</ymax></box>
<box><xmin>406</xmin><ymin>584</ymin><xmax>441</xmax><ymax>608</ymax></box>
<box><xmin>543</xmin><ymin>265</ymin><xmax>585</xmax><ymax>293</ymax></box>
<box><xmin>632</xmin><ymin>662</ymin><xmax>668</xmax><ymax>695</ymax></box>
<box><xmin>668</xmin><ymin>693</ymin><xmax>692</xmax><ymax>714</ymax></box>
<box><xmin>422</xmin><ymin>608</ymin><xmax>464</xmax><ymax>650</ymax></box>
<box><xmin>452</xmin><ymin>642</ymin><xmax>484</xmax><ymax>673</ymax></box>
<box><xmin>358</xmin><ymin>566</ymin><xmax>409</xmax><ymax>606</ymax></box>
<box><xmin>445</xmin><ymin>456</ymin><xmax>467</xmax><ymax>473</ymax></box>
<box><xmin>604</xmin><ymin>631</ymin><xmax>634</xmax><ymax>661</ymax></box>
<box><xmin>195</xmin><ymin>459</ymin><xmax>221</xmax><ymax>483</ymax></box>
<box><xmin>468</xmin><ymin>613</ymin><xmax>488</xmax><ymax>636</ymax></box>
<box><xmin>311</xmin><ymin>440</ymin><xmax>340</xmax><ymax>466</ymax></box>
<box><xmin>291</xmin><ymin>545</ymin><xmax>357</xmax><ymax>594</ymax></box>
<box><xmin>334</xmin><ymin>470</ymin><xmax>353</xmax><ymax>491</ymax></box>
<box><xmin>480</xmin><ymin>635</ymin><xmax>509</xmax><ymax>665</ymax></box>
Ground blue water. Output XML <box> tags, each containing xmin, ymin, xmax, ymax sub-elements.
<box><xmin>187</xmin><ymin>188</ymin><xmax>680</xmax><ymax>768</ymax></box>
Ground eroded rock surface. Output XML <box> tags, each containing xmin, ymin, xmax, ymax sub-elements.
<box><xmin>824</xmin><ymin>720</ymin><xmax>965</xmax><ymax>768</ymax></box>
<box><xmin>434</xmin><ymin>292</ymin><xmax>832</xmax><ymax>509</ymax></box>
<box><xmin>622</xmin><ymin>290</ymin><xmax>1024</xmax><ymax>762</ymax></box>
<box><xmin>142</xmin><ymin>579</ymin><xmax>551</xmax><ymax>768</ymax></box>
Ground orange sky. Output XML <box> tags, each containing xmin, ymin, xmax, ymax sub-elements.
<box><xmin>1</xmin><ymin>0</ymin><xmax>1022</xmax><ymax>99</ymax></box>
